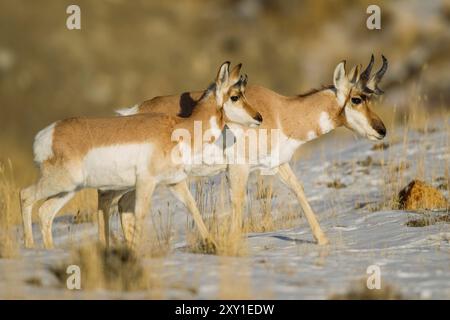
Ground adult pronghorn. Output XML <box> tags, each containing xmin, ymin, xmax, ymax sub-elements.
<box><xmin>112</xmin><ymin>55</ymin><xmax>388</xmax><ymax>246</ymax></box>
<box><xmin>20</xmin><ymin>61</ymin><xmax>262</xmax><ymax>249</ymax></box>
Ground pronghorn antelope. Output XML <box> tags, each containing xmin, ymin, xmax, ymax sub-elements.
<box><xmin>20</xmin><ymin>61</ymin><xmax>262</xmax><ymax>249</ymax></box>
<box><xmin>111</xmin><ymin>55</ymin><xmax>388</xmax><ymax>246</ymax></box>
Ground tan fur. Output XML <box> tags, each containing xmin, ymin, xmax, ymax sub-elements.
<box><xmin>49</xmin><ymin>98</ymin><xmax>223</xmax><ymax>166</ymax></box>
<box><xmin>115</xmin><ymin>60</ymin><xmax>387</xmax><ymax>246</ymax></box>
<box><xmin>121</xmin><ymin>86</ymin><xmax>338</xmax><ymax>244</ymax></box>
<box><xmin>342</xmin><ymin>87</ymin><xmax>385</xmax><ymax>135</ymax></box>
<box><xmin>136</xmin><ymin>83</ymin><xmax>384</xmax><ymax>150</ymax></box>
<box><xmin>136</xmin><ymin>86</ymin><xmax>343</xmax><ymax>143</ymax></box>
<box><xmin>20</xmin><ymin>62</ymin><xmax>260</xmax><ymax>250</ymax></box>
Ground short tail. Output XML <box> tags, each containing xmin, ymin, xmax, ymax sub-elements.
<box><xmin>33</xmin><ymin>122</ymin><xmax>57</xmax><ymax>164</ymax></box>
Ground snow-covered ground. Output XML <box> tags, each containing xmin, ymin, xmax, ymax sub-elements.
<box><xmin>1</xmin><ymin>122</ymin><xmax>449</xmax><ymax>299</ymax></box>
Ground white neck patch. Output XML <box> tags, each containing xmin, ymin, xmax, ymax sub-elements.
<box><xmin>319</xmin><ymin>112</ymin><xmax>334</xmax><ymax>134</ymax></box>
<box><xmin>306</xmin><ymin>130</ymin><xmax>317</xmax><ymax>141</ymax></box>
<box><xmin>208</xmin><ymin>116</ymin><xmax>222</xmax><ymax>141</ymax></box>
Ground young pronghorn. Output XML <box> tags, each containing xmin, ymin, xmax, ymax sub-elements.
<box><xmin>20</xmin><ymin>61</ymin><xmax>262</xmax><ymax>249</ymax></box>
<box><xmin>112</xmin><ymin>55</ymin><xmax>388</xmax><ymax>246</ymax></box>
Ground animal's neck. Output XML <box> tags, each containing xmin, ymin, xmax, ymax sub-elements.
<box><xmin>277</xmin><ymin>88</ymin><xmax>345</xmax><ymax>143</ymax></box>
<box><xmin>216</xmin><ymin>107</ymin><xmax>226</xmax><ymax>132</ymax></box>
<box><xmin>203</xmin><ymin>103</ymin><xmax>226</xmax><ymax>144</ymax></box>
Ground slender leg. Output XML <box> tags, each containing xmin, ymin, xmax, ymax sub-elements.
<box><xmin>20</xmin><ymin>169</ymin><xmax>76</xmax><ymax>249</ymax></box>
<box><xmin>227</xmin><ymin>164</ymin><xmax>250</xmax><ymax>233</ymax></box>
<box><xmin>20</xmin><ymin>186</ymin><xmax>37</xmax><ymax>248</ymax></box>
<box><xmin>38</xmin><ymin>192</ymin><xmax>75</xmax><ymax>249</ymax></box>
<box><xmin>131</xmin><ymin>177</ymin><xmax>156</xmax><ymax>251</ymax></box>
<box><xmin>170</xmin><ymin>181</ymin><xmax>213</xmax><ymax>243</ymax></box>
<box><xmin>120</xmin><ymin>211</ymin><xmax>135</xmax><ymax>246</ymax></box>
<box><xmin>97</xmin><ymin>190</ymin><xmax>108</xmax><ymax>247</ymax></box>
<box><xmin>277</xmin><ymin>163</ymin><xmax>329</xmax><ymax>245</ymax></box>
<box><xmin>117</xmin><ymin>191</ymin><xmax>136</xmax><ymax>246</ymax></box>
<box><xmin>97</xmin><ymin>190</ymin><xmax>127</xmax><ymax>247</ymax></box>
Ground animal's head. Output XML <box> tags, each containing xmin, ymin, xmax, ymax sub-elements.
<box><xmin>333</xmin><ymin>55</ymin><xmax>388</xmax><ymax>141</ymax></box>
<box><xmin>214</xmin><ymin>61</ymin><xmax>262</xmax><ymax>127</ymax></box>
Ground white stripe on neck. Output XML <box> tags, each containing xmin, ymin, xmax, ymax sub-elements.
<box><xmin>306</xmin><ymin>130</ymin><xmax>317</xmax><ymax>141</ymax></box>
<box><xmin>319</xmin><ymin>112</ymin><xmax>334</xmax><ymax>134</ymax></box>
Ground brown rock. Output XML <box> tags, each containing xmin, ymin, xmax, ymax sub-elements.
<box><xmin>398</xmin><ymin>180</ymin><xmax>449</xmax><ymax>210</ymax></box>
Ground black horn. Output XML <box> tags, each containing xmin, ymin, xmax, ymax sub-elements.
<box><xmin>374</xmin><ymin>55</ymin><xmax>388</xmax><ymax>83</ymax></box>
<box><xmin>241</xmin><ymin>74</ymin><xmax>248</xmax><ymax>86</ymax></box>
<box><xmin>359</xmin><ymin>54</ymin><xmax>374</xmax><ymax>83</ymax></box>
<box><xmin>233</xmin><ymin>74</ymin><xmax>248</xmax><ymax>91</ymax></box>
<box><xmin>368</xmin><ymin>55</ymin><xmax>388</xmax><ymax>95</ymax></box>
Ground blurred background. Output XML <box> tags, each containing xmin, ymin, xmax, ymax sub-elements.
<box><xmin>1</xmin><ymin>1</ymin><xmax>449</xmax><ymax>298</ymax></box>
<box><xmin>0</xmin><ymin>0</ymin><xmax>449</xmax><ymax>186</ymax></box>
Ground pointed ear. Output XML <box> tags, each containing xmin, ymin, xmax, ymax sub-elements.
<box><xmin>215</xmin><ymin>61</ymin><xmax>230</xmax><ymax>108</ymax></box>
<box><xmin>229</xmin><ymin>63</ymin><xmax>242</xmax><ymax>85</ymax></box>
<box><xmin>216</xmin><ymin>61</ymin><xmax>230</xmax><ymax>89</ymax></box>
<box><xmin>333</xmin><ymin>61</ymin><xmax>348</xmax><ymax>92</ymax></box>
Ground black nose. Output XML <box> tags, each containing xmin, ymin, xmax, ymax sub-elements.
<box><xmin>372</xmin><ymin>119</ymin><xmax>386</xmax><ymax>138</ymax></box>
<box><xmin>378</xmin><ymin>125</ymin><xmax>386</xmax><ymax>137</ymax></box>
<box><xmin>254</xmin><ymin>112</ymin><xmax>263</xmax><ymax>123</ymax></box>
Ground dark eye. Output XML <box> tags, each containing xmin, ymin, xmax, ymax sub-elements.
<box><xmin>230</xmin><ymin>96</ymin><xmax>239</xmax><ymax>102</ymax></box>
<box><xmin>351</xmin><ymin>97</ymin><xmax>362</xmax><ymax>105</ymax></box>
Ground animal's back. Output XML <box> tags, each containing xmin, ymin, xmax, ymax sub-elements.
<box><xmin>122</xmin><ymin>85</ymin><xmax>284</xmax><ymax>126</ymax></box>
<box><xmin>119</xmin><ymin>91</ymin><xmax>205</xmax><ymax>117</ymax></box>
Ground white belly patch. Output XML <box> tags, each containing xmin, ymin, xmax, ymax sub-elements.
<box><xmin>82</xmin><ymin>143</ymin><xmax>153</xmax><ymax>189</ymax></box>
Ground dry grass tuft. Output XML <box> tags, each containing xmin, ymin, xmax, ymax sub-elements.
<box><xmin>406</xmin><ymin>213</ymin><xmax>450</xmax><ymax>227</ymax></box>
<box><xmin>187</xmin><ymin>214</ymin><xmax>248</xmax><ymax>257</ymax></box>
<box><xmin>378</xmin><ymin>109</ymin><xmax>450</xmax><ymax>211</ymax></box>
<box><xmin>326</xmin><ymin>179</ymin><xmax>347</xmax><ymax>189</ymax></box>
<box><xmin>145</xmin><ymin>208</ymin><xmax>175</xmax><ymax>258</ymax></box>
<box><xmin>356</xmin><ymin>156</ymin><xmax>383</xmax><ymax>167</ymax></box>
<box><xmin>244</xmin><ymin>209</ymin><xmax>300</xmax><ymax>234</ymax></box>
<box><xmin>245</xmin><ymin>176</ymin><xmax>300</xmax><ymax>233</ymax></box>
<box><xmin>49</xmin><ymin>242</ymin><xmax>159</xmax><ymax>292</ymax></box>
<box><xmin>244</xmin><ymin>212</ymin><xmax>275</xmax><ymax>234</ymax></box>
<box><xmin>371</xmin><ymin>142</ymin><xmax>390</xmax><ymax>151</ymax></box>
<box><xmin>69</xmin><ymin>190</ymin><xmax>98</xmax><ymax>224</ymax></box>
<box><xmin>244</xmin><ymin>176</ymin><xmax>277</xmax><ymax>233</ymax></box>
<box><xmin>330</xmin><ymin>280</ymin><xmax>405</xmax><ymax>300</ymax></box>
<box><xmin>188</xmin><ymin>175</ymin><xmax>301</xmax><ymax>256</ymax></box>
<box><xmin>393</xmin><ymin>161</ymin><xmax>410</xmax><ymax>173</ymax></box>
<box><xmin>436</xmin><ymin>176</ymin><xmax>449</xmax><ymax>191</ymax></box>
<box><xmin>0</xmin><ymin>160</ymin><xmax>20</xmax><ymax>258</ymax></box>
<box><xmin>398</xmin><ymin>180</ymin><xmax>449</xmax><ymax>211</ymax></box>
<box><xmin>186</xmin><ymin>177</ymin><xmax>247</xmax><ymax>256</ymax></box>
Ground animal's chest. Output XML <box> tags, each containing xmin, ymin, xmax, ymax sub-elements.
<box><xmin>251</xmin><ymin>131</ymin><xmax>304</xmax><ymax>170</ymax></box>
<box><xmin>179</xmin><ymin>141</ymin><xmax>227</xmax><ymax>177</ymax></box>
<box><xmin>188</xmin><ymin>163</ymin><xmax>228</xmax><ymax>177</ymax></box>
<box><xmin>175</xmin><ymin>120</ymin><xmax>228</xmax><ymax>177</ymax></box>
<box><xmin>224</xmin><ymin>125</ymin><xmax>304</xmax><ymax>170</ymax></box>
<box><xmin>276</xmin><ymin>134</ymin><xmax>305</xmax><ymax>163</ymax></box>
